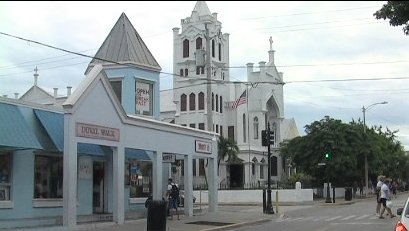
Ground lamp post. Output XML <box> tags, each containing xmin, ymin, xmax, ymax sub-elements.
<box><xmin>362</xmin><ymin>101</ymin><xmax>387</xmax><ymax>197</ymax></box>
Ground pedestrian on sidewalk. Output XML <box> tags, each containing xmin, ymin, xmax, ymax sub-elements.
<box><xmin>167</xmin><ymin>178</ymin><xmax>180</xmax><ymax>220</ymax></box>
<box><xmin>379</xmin><ymin>178</ymin><xmax>396</xmax><ymax>219</ymax></box>
<box><xmin>375</xmin><ymin>175</ymin><xmax>384</xmax><ymax>215</ymax></box>
<box><xmin>359</xmin><ymin>180</ymin><xmax>364</xmax><ymax>197</ymax></box>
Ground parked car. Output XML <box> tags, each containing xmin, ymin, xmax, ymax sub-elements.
<box><xmin>178</xmin><ymin>190</ymin><xmax>196</xmax><ymax>207</ymax></box>
<box><xmin>394</xmin><ymin>196</ymin><xmax>409</xmax><ymax>231</ymax></box>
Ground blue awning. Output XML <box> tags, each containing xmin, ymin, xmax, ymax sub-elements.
<box><xmin>125</xmin><ymin>148</ymin><xmax>150</xmax><ymax>160</ymax></box>
<box><xmin>0</xmin><ymin>103</ymin><xmax>42</xmax><ymax>149</ymax></box>
<box><xmin>34</xmin><ymin>109</ymin><xmax>64</xmax><ymax>151</ymax></box>
<box><xmin>78</xmin><ymin>143</ymin><xmax>111</xmax><ymax>156</ymax></box>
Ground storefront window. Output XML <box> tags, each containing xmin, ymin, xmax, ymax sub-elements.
<box><xmin>34</xmin><ymin>155</ymin><xmax>63</xmax><ymax>199</ymax></box>
<box><xmin>126</xmin><ymin>159</ymin><xmax>152</xmax><ymax>198</ymax></box>
<box><xmin>0</xmin><ymin>153</ymin><xmax>11</xmax><ymax>201</ymax></box>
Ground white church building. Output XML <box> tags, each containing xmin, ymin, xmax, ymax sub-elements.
<box><xmin>160</xmin><ymin>1</ymin><xmax>299</xmax><ymax>188</ymax></box>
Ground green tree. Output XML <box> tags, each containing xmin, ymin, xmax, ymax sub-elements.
<box><xmin>217</xmin><ymin>136</ymin><xmax>240</xmax><ymax>169</ymax></box>
<box><xmin>374</xmin><ymin>1</ymin><xmax>409</xmax><ymax>35</ymax></box>
<box><xmin>280</xmin><ymin>116</ymin><xmax>408</xmax><ymax>187</ymax></box>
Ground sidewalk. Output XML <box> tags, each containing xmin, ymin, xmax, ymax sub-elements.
<box><xmin>12</xmin><ymin>199</ymin><xmax>359</xmax><ymax>231</ymax></box>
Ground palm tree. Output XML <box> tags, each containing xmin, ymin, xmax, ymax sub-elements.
<box><xmin>217</xmin><ymin>136</ymin><xmax>240</xmax><ymax>170</ymax></box>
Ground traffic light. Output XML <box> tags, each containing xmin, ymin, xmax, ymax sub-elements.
<box><xmin>261</xmin><ymin>130</ymin><xmax>269</xmax><ymax>146</ymax></box>
<box><xmin>324</xmin><ymin>152</ymin><xmax>332</xmax><ymax>161</ymax></box>
<box><xmin>269</xmin><ymin>130</ymin><xmax>275</xmax><ymax>146</ymax></box>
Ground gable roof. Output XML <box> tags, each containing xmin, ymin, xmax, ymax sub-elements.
<box><xmin>192</xmin><ymin>1</ymin><xmax>211</xmax><ymax>16</ymax></box>
<box><xmin>19</xmin><ymin>85</ymin><xmax>54</xmax><ymax>103</ymax></box>
<box><xmin>86</xmin><ymin>12</ymin><xmax>161</xmax><ymax>74</ymax></box>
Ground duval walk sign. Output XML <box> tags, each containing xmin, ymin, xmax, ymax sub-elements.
<box><xmin>76</xmin><ymin>122</ymin><xmax>120</xmax><ymax>142</ymax></box>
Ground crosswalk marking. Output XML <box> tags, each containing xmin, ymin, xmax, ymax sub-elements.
<box><xmin>354</xmin><ymin>214</ymin><xmax>371</xmax><ymax>220</ymax></box>
<box><xmin>325</xmin><ymin>215</ymin><xmax>343</xmax><ymax>221</ymax></box>
<box><xmin>341</xmin><ymin>215</ymin><xmax>355</xmax><ymax>220</ymax></box>
<box><xmin>275</xmin><ymin>214</ymin><xmax>381</xmax><ymax>223</ymax></box>
<box><xmin>312</xmin><ymin>215</ymin><xmax>330</xmax><ymax>221</ymax></box>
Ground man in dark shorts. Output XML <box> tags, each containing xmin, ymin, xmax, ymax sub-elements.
<box><xmin>379</xmin><ymin>178</ymin><xmax>396</xmax><ymax>219</ymax></box>
<box><xmin>167</xmin><ymin>178</ymin><xmax>180</xmax><ymax>220</ymax></box>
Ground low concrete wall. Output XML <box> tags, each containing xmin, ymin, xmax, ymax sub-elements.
<box><xmin>193</xmin><ymin>188</ymin><xmax>313</xmax><ymax>205</ymax></box>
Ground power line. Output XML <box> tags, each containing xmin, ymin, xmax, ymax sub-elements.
<box><xmin>2</xmin><ymin>31</ymin><xmax>409</xmax><ymax>91</ymax></box>
<box><xmin>241</xmin><ymin>5</ymin><xmax>381</xmax><ymax>20</ymax></box>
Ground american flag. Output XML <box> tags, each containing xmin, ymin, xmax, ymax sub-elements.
<box><xmin>231</xmin><ymin>90</ymin><xmax>247</xmax><ymax>109</ymax></box>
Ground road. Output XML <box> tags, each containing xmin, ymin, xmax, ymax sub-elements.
<box><xmin>228</xmin><ymin>193</ymin><xmax>408</xmax><ymax>231</ymax></box>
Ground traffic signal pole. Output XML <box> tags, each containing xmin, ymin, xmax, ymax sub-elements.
<box><xmin>265</xmin><ymin>123</ymin><xmax>274</xmax><ymax>214</ymax></box>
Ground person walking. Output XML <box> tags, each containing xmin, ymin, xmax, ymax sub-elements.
<box><xmin>379</xmin><ymin>178</ymin><xmax>396</xmax><ymax>219</ymax></box>
<box><xmin>375</xmin><ymin>175</ymin><xmax>384</xmax><ymax>215</ymax></box>
<box><xmin>359</xmin><ymin>180</ymin><xmax>364</xmax><ymax>197</ymax></box>
<box><xmin>167</xmin><ymin>178</ymin><xmax>180</xmax><ymax>220</ymax></box>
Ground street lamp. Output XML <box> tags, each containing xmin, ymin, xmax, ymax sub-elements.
<box><xmin>362</xmin><ymin>101</ymin><xmax>387</xmax><ymax>197</ymax></box>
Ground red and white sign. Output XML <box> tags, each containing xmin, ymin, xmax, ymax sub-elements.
<box><xmin>195</xmin><ymin>140</ymin><xmax>212</xmax><ymax>154</ymax></box>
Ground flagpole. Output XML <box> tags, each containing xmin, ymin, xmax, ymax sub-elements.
<box><xmin>247</xmin><ymin>84</ymin><xmax>250</xmax><ymax>188</ymax></box>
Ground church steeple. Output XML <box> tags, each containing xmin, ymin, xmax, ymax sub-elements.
<box><xmin>192</xmin><ymin>1</ymin><xmax>211</xmax><ymax>16</ymax></box>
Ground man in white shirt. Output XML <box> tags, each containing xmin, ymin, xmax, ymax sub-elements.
<box><xmin>379</xmin><ymin>178</ymin><xmax>396</xmax><ymax>219</ymax></box>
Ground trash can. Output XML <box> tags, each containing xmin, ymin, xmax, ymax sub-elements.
<box><xmin>147</xmin><ymin>200</ymin><xmax>167</xmax><ymax>231</ymax></box>
<box><xmin>345</xmin><ymin>187</ymin><xmax>352</xmax><ymax>201</ymax></box>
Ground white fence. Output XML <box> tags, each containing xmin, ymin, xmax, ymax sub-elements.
<box><xmin>193</xmin><ymin>188</ymin><xmax>313</xmax><ymax>205</ymax></box>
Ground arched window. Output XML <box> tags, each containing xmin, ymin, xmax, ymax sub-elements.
<box><xmin>183</xmin><ymin>39</ymin><xmax>189</xmax><ymax>58</ymax></box>
<box><xmin>180</xmin><ymin>69</ymin><xmax>184</xmax><ymax>77</ymax></box>
<box><xmin>180</xmin><ymin>94</ymin><xmax>187</xmax><ymax>111</ymax></box>
<box><xmin>215</xmin><ymin>94</ymin><xmax>219</xmax><ymax>112</ymax></box>
<box><xmin>189</xmin><ymin>93</ymin><xmax>196</xmax><ymax>111</ymax></box>
<box><xmin>243</xmin><ymin>113</ymin><xmax>246</xmax><ymax>143</ymax></box>
<box><xmin>184</xmin><ymin>68</ymin><xmax>188</xmax><ymax>77</ymax></box>
<box><xmin>253</xmin><ymin>117</ymin><xmax>259</xmax><ymax>139</ymax></box>
<box><xmin>212</xmin><ymin>93</ymin><xmax>214</xmax><ymax>111</ymax></box>
<box><xmin>196</xmin><ymin>37</ymin><xmax>202</xmax><ymax>49</ymax></box>
<box><xmin>198</xmin><ymin>92</ymin><xmax>204</xmax><ymax>110</ymax></box>
<box><xmin>220</xmin><ymin>96</ymin><xmax>223</xmax><ymax>113</ymax></box>
<box><xmin>218</xmin><ymin>43</ymin><xmax>222</xmax><ymax>61</ymax></box>
<box><xmin>211</xmin><ymin>40</ymin><xmax>215</xmax><ymax>57</ymax></box>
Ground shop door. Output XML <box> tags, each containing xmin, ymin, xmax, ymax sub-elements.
<box><xmin>93</xmin><ymin>161</ymin><xmax>105</xmax><ymax>213</ymax></box>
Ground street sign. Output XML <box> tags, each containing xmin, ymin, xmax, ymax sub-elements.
<box><xmin>162</xmin><ymin>153</ymin><xmax>176</xmax><ymax>163</ymax></box>
<box><xmin>318</xmin><ymin>162</ymin><xmax>326</xmax><ymax>166</ymax></box>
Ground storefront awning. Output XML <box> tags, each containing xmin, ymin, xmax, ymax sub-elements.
<box><xmin>78</xmin><ymin>142</ymin><xmax>112</xmax><ymax>156</ymax></box>
<box><xmin>34</xmin><ymin>109</ymin><xmax>64</xmax><ymax>151</ymax></box>
<box><xmin>0</xmin><ymin>103</ymin><xmax>42</xmax><ymax>149</ymax></box>
<box><xmin>125</xmin><ymin>148</ymin><xmax>150</xmax><ymax>160</ymax></box>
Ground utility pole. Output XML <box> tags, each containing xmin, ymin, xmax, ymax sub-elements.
<box><xmin>205</xmin><ymin>23</ymin><xmax>212</xmax><ymax>132</ymax></box>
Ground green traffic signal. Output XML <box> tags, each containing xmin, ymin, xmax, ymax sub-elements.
<box><xmin>324</xmin><ymin>152</ymin><xmax>331</xmax><ymax>161</ymax></box>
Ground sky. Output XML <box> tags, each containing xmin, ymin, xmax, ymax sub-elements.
<box><xmin>1</xmin><ymin>1</ymin><xmax>409</xmax><ymax>150</ymax></box>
